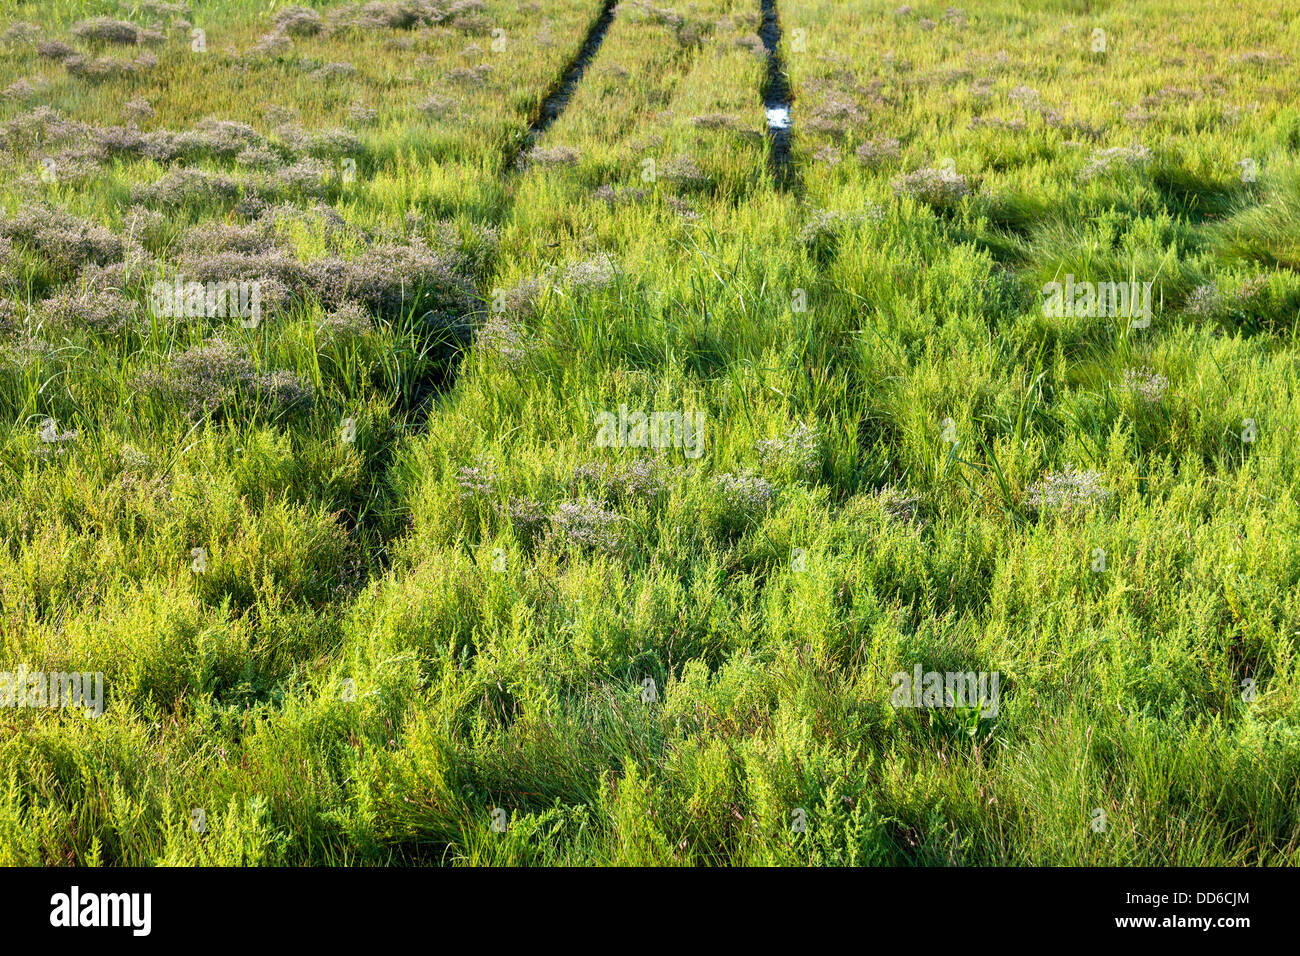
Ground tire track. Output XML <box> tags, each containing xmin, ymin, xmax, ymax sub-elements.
<box><xmin>759</xmin><ymin>0</ymin><xmax>797</xmax><ymax>190</ymax></box>
<box><xmin>403</xmin><ymin>0</ymin><xmax>621</xmax><ymax>420</ymax></box>
<box><xmin>371</xmin><ymin>1</ymin><xmax>624</xmax><ymax>570</ymax></box>
<box><xmin>506</xmin><ymin>0</ymin><xmax>620</xmax><ymax>173</ymax></box>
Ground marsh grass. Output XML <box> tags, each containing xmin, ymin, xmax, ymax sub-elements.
<box><xmin>0</xmin><ymin>0</ymin><xmax>1297</xmax><ymax>866</ymax></box>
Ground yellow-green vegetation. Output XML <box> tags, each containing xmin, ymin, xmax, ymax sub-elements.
<box><xmin>0</xmin><ymin>0</ymin><xmax>1297</xmax><ymax>865</ymax></box>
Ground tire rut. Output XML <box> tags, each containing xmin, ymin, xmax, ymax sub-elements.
<box><xmin>759</xmin><ymin>0</ymin><xmax>797</xmax><ymax>191</ymax></box>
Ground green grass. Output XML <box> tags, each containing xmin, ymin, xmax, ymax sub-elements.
<box><xmin>0</xmin><ymin>0</ymin><xmax>1297</xmax><ymax>866</ymax></box>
